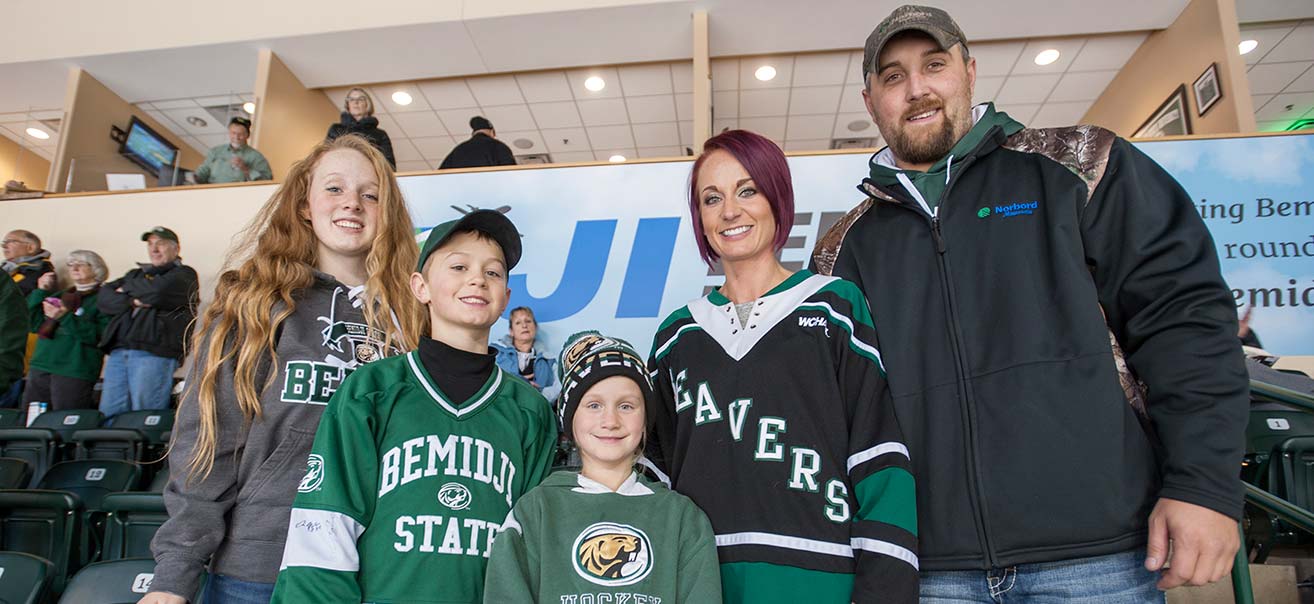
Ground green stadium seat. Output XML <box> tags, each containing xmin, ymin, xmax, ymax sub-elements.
<box><xmin>1244</xmin><ymin>407</ymin><xmax>1314</xmax><ymax>484</ymax></box>
<box><xmin>100</xmin><ymin>493</ymin><xmax>166</xmax><ymax>561</ymax></box>
<box><xmin>146</xmin><ymin>465</ymin><xmax>169</xmax><ymax>493</ymax></box>
<box><xmin>71</xmin><ymin>429</ymin><xmax>145</xmax><ymax>463</ymax></box>
<box><xmin>0</xmin><ymin>411</ymin><xmax>105</xmax><ymax>488</ymax></box>
<box><xmin>0</xmin><ymin>458</ymin><xmax>32</xmax><ymax>490</ymax></box>
<box><xmin>37</xmin><ymin>460</ymin><xmax>141</xmax><ymax>568</ymax></box>
<box><xmin>58</xmin><ymin>557</ymin><xmax>159</xmax><ymax>604</ymax></box>
<box><xmin>0</xmin><ymin>409</ymin><xmax>22</xmax><ymax>428</ymax></box>
<box><xmin>0</xmin><ymin>490</ymin><xmax>80</xmax><ymax>593</ymax></box>
<box><xmin>0</xmin><ymin>551</ymin><xmax>52</xmax><ymax>604</ymax></box>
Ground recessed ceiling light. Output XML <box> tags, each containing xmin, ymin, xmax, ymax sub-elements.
<box><xmin>1034</xmin><ymin>49</ymin><xmax>1061</xmax><ymax>66</ymax></box>
<box><xmin>585</xmin><ymin>76</ymin><xmax>606</xmax><ymax>92</ymax></box>
<box><xmin>847</xmin><ymin>120</ymin><xmax>871</xmax><ymax>132</ymax></box>
<box><xmin>186</xmin><ymin>116</ymin><xmax>208</xmax><ymax>128</ymax></box>
<box><xmin>242</xmin><ymin>102</ymin><xmax>256</xmax><ymax>114</ymax></box>
<box><xmin>754</xmin><ymin>65</ymin><xmax>777</xmax><ymax>82</ymax></box>
<box><xmin>392</xmin><ymin>91</ymin><xmax>413</xmax><ymax>106</ymax></box>
<box><xmin>513</xmin><ymin>138</ymin><xmax>534</xmax><ymax>150</ymax></box>
<box><xmin>25</xmin><ymin>127</ymin><xmax>49</xmax><ymax>140</ymax></box>
<box><xmin>1238</xmin><ymin>39</ymin><xmax>1259</xmax><ymax>55</ymax></box>
<box><xmin>608</xmin><ymin>154</ymin><xmax>626</xmax><ymax>163</ymax></box>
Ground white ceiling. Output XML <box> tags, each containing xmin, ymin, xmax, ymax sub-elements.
<box><xmin>134</xmin><ymin>94</ymin><xmax>256</xmax><ymax>157</ymax></box>
<box><xmin>1242</xmin><ymin>20</ymin><xmax>1314</xmax><ymax>132</ymax></box>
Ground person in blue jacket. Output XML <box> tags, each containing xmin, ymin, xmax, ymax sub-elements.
<box><xmin>492</xmin><ymin>306</ymin><xmax>560</xmax><ymax>403</ymax></box>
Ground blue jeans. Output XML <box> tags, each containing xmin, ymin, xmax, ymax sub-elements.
<box><xmin>98</xmin><ymin>348</ymin><xmax>177</xmax><ymax>418</ymax></box>
<box><xmin>202</xmin><ymin>573</ymin><xmax>275</xmax><ymax>604</ymax></box>
<box><xmin>921</xmin><ymin>549</ymin><xmax>1164</xmax><ymax>603</ymax></box>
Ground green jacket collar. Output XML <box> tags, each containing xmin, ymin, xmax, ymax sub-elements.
<box><xmin>866</xmin><ymin>103</ymin><xmax>1024</xmax><ymax>201</ymax></box>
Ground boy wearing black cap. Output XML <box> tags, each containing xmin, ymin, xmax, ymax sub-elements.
<box><xmin>484</xmin><ymin>331</ymin><xmax>721</xmax><ymax>603</ymax></box>
<box><xmin>273</xmin><ymin>210</ymin><xmax>557</xmax><ymax>604</ymax></box>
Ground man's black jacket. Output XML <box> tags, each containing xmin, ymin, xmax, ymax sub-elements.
<box><xmin>98</xmin><ymin>260</ymin><xmax>198</xmax><ymax>362</ymax></box>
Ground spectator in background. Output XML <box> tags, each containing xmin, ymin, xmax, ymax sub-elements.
<box><xmin>3</xmin><ymin>229</ymin><xmax>54</xmax><ymax>295</ymax></box>
<box><xmin>195</xmin><ymin>117</ymin><xmax>273</xmax><ymax>184</ymax></box>
<box><xmin>0</xmin><ymin>276</ymin><xmax>25</xmax><ymax>408</ymax></box>
<box><xmin>23</xmin><ymin>251</ymin><xmax>111</xmax><ymax>411</ymax></box>
<box><xmin>492</xmin><ymin>306</ymin><xmax>560</xmax><ymax>402</ymax></box>
<box><xmin>327</xmin><ymin>87</ymin><xmax>396</xmax><ymax>168</ymax></box>
<box><xmin>98</xmin><ymin>226</ymin><xmax>198</xmax><ymax>418</ymax></box>
<box><xmin>440</xmin><ymin>116</ymin><xmax>517</xmax><ymax>169</ymax></box>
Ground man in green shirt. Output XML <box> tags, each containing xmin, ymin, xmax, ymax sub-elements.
<box><xmin>194</xmin><ymin>117</ymin><xmax>272</xmax><ymax>184</ymax></box>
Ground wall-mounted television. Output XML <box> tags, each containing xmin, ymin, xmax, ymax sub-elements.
<box><xmin>119</xmin><ymin>116</ymin><xmax>178</xmax><ymax>173</ymax></box>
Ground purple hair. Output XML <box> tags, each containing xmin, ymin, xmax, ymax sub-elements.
<box><xmin>687</xmin><ymin>129</ymin><xmax>795</xmax><ymax>267</ymax></box>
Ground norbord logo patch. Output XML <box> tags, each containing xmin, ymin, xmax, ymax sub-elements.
<box><xmin>980</xmin><ymin>201</ymin><xmax>1039</xmax><ymax>219</ymax></box>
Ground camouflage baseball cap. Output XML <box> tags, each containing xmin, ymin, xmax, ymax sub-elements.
<box><xmin>862</xmin><ymin>5</ymin><xmax>968</xmax><ymax>81</ymax></box>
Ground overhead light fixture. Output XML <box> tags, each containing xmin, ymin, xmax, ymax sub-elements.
<box><xmin>1034</xmin><ymin>49</ymin><xmax>1060</xmax><ymax>66</ymax></box>
<box><xmin>608</xmin><ymin>154</ymin><xmax>626</xmax><ymax>163</ymax></box>
<box><xmin>585</xmin><ymin>76</ymin><xmax>606</xmax><ymax>92</ymax></box>
<box><xmin>1238</xmin><ymin>39</ymin><xmax>1259</xmax><ymax>55</ymax></box>
<box><xmin>25</xmin><ymin>127</ymin><xmax>49</xmax><ymax>140</ymax></box>
<box><xmin>512</xmin><ymin>138</ymin><xmax>534</xmax><ymax>150</ymax></box>
<box><xmin>755</xmin><ymin>65</ymin><xmax>777</xmax><ymax>82</ymax></box>
<box><xmin>392</xmin><ymin>91</ymin><xmax>413</xmax><ymax>106</ymax></box>
<box><xmin>242</xmin><ymin>101</ymin><xmax>256</xmax><ymax>114</ymax></box>
<box><xmin>186</xmin><ymin>116</ymin><xmax>208</xmax><ymax>128</ymax></box>
<box><xmin>847</xmin><ymin>120</ymin><xmax>871</xmax><ymax>132</ymax></box>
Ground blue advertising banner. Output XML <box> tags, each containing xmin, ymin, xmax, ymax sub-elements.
<box><xmin>399</xmin><ymin>132</ymin><xmax>1314</xmax><ymax>357</ymax></box>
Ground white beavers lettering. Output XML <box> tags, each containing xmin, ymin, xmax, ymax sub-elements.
<box><xmin>378</xmin><ymin>435</ymin><xmax>518</xmax><ymax>508</ymax></box>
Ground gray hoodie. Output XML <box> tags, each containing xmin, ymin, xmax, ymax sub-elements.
<box><xmin>151</xmin><ymin>273</ymin><xmax>401</xmax><ymax>598</ymax></box>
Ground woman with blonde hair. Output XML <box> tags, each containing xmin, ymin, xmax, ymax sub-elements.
<box><xmin>142</xmin><ymin>134</ymin><xmax>425</xmax><ymax>604</ymax></box>
<box><xmin>327</xmin><ymin>87</ymin><xmax>396</xmax><ymax>168</ymax></box>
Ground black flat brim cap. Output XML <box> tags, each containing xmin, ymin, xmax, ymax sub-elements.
<box><xmin>416</xmin><ymin>209</ymin><xmax>521</xmax><ymax>273</ymax></box>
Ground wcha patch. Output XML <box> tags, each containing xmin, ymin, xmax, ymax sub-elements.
<box><xmin>571</xmin><ymin>522</ymin><xmax>654</xmax><ymax>587</ymax></box>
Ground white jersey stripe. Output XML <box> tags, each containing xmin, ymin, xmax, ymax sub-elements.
<box><xmin>652</xmin><ymin>323</ymin><xmax>703</xmax><ymax>362</ymax></box>
<box><xmin>280</xmin><ymin>508</ymin><xmax>366</xmax><ymax>571</ymax></box>
<box><xmin>852</xmin><ymin>537</ymin><xmax>920</xmax><ymax>570</ymax></box>
<box><xmin>637</xmin><ymin>456</ymin><xmax>671</xmax><ymax>487</ymax></box>
<box><xmin>715</xmin><ymin>531</ymin><xmax>854</xmax><ymax>558</ymax></box>
<box><xmin>847</xmin><ymin>442</ymin><xmax>911</xmax><ymax>473</ymax></box>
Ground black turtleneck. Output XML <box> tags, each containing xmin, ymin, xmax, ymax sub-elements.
<box><xmin>417</xmin><ymin>337</ymin><xmax>497</xmax><ymax>405</ymax></box>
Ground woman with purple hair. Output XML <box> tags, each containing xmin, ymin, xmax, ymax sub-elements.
<box><xmin>644</xmin><ymin>129</ymin><xmax>919</xmax><ymax>603</ymax></box>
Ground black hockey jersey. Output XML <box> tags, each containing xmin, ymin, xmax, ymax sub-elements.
<box><xmin>646</xmin><ymin>269</ymin><xmax>917</xmax><ymax>603</ymax></box>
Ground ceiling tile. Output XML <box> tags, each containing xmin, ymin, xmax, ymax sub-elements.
<box><xmin>838</xmin><ymin>84</ymin><xmax>867</xmax><ymax>114</ymax></box>
<box><xmin>392</xmin><ymin>138</ymin><xmax>423</xmax><ymax>163</ymax></box>
<box><xmin>619</xmin><ymin>64</ymin><xmax>673</xmax><ymax>96</ymax></box>
<box><xmin>194</xmin><ymin>94</ymin><xmax>249</xmax><ymax>107</ymax></box>
<box><xmin>372</xmin><ymin>83</ymin><xmax>431</xmax><ymax>113</ymax></box>
<box><xmin>711</xmin><ymin>59</ymin><xmax>739</xmax><ymax>91</ymax></box>
<box><xmin>397</xmin><ymin>160</ymin><xmax>431</xmax><ymax>173</ymax></box>
<box><xmin>1247</xmin><ymin>62</ymin><xmax>1313</xmax><ymax>94</ymax></box>
<box><xmin>738</xmin><ymin>116</ymin><xmax>787</xmax><ymax>141</ymax></box>
<box><xmin>595</xmin><ymin>148</ymin><xmax>637</xmax><ymax>162</ymax></box>
<box><xmin>971</xmin><ymin>41</ymin><xmax>1026</xmax><ymax>77</ymax></box>
<box><xmin>567</xmin><ymin>67</ymin><xmax>623</xmax><ymax>100</ymax></box>
<box><xmin>1005</xmin><ymin>103</ymin><xmax>1043</xmax><ymax>124</ymax></box>
<box><xmin>515</xmin><ymin>72</ymin><xmax>574</xmax><ymax>103</ymax></box>
<box><xmin>143</xmin><ymin>110</ymin><xmax>178</xmax><ymax>133</ymax></box>
<box><xmin>391</xmin><ymin>111</ymin><xmax>448</xmax><ymax>138</ymax></box>
<box><xmin>1239</xmin><ymin>24</ymin><xmax>1299</xmax><ymax>65</ymax></box>
<box><xmin>551</xmin><ymin>151</ymin><xmax>597</xmax><ymax>164</ymax></box>
<box><xmin>678</xmin><ymin>121</ymin><xmax>693</xmax><ymax>146</ymax></box>
<box><xmin>784</xmin><ymin>139</ymin><xmax>831</xmax><ymax>152</ymax></box>
<box><xmin>467</xmin><ymin>75</ymin><xmax>524</xmax><ymax>106</ymax></box>
<box><xmin>1047</xmin><ymin>70</ymin><xmax>1118</xmax><ymax>102</ymax></box>
<box><xmin>1029</xmin><ymin>101</ymin><xmax>1091</xmax><ymax>128</ymax></box>
<box><xmin>739</xmin><ymin>88</ymin><xmax>790</xmax><ymax>117</ymax></box>
<box><xmin>481</xmin><ymin>104</ymin><xmax>537</xmax><ymax>132</ymax></box>
<box><xmin>417</xmin><ymin>80</ymin><xmax>479</xmax><ymax>110</ymax></box>
<box><xmin>739</xmin><ymin>56</ymin><xmax>794</xmax><ymax>90</ymax></box>
<box><xmin>586</xmin><ymin>124</ymin><xmax>635</xmax><ymax>149</ymax></box>
<box><xmin>529</xmin><ymin>101</ymin><xmax>582</xmax><ymax>129</ymax></box>
<box><xmin>540</xmin><ymin>127</ymin><xmax>591</xmax><ymax>153</ymax></box>
<box><xmin>499</xmin><ymin>130</ymin><xmax>548</xmax><ymax>154</ymax></box>
<box><xmin>411</xmin><ymin>136</ymin><xmax>457</xmax><ymax>161</ymax></box>
<box><xmin>577</xmin><ymin>98</ymin><xmax>630</xmax><ymax>126</ymax></box>
<box><xmin>1288</xmin><ymin>66</ymin><xmax>1314</xmax><ymax>93</ymax></box>
<box><xmin>1067</xmin><ymin>33</ymin><xmax>1146</xmax><ymax>72</ymax></box>
<box><xmin>713</xmin><ymin>90</ymin><xmax>738</xmax><ymax>118</ymax></box>
<box><xmin>632</xmin><ymin>122</ymin><xmax>680</xmax><ymax>147</ymax></box>
<box><xmin>151</xmin><ymin>99</ymin><xmax>199</xmax><ymax>110</ymax></box>
<box><xmin>786</xmin><ymin>114</ymin><xmax>834</xmax><ymax>140</ymax></box>
<box><xmin>626</xmin><ymin>95</ymin><xmax>677</xmax><ymax>124</ymax></box>
<box><xmin>844</xmin><ymin>50</ymin><xmax>867</xmax><ymax>85</ymax></box>
<box><xmin>1251</xmin><ymin>94</ymin><xmax>1274</xmax><ymax>113</ymax></box>
<box><xmin>1010</xmin><ymin>39</ymin><xmax>1085</xmax><ymax>75</ymax></box>
<box><xmin>791</xmin><ymin>52</ymin><xmax>850</xmax><ymax>87</ymax></box>
<box><xmin>374</xmin><ymin>114</ymin><xmax>403</xmax><ymax>137</ymax></box>
<box><xmin>162</xmin><ymin>106</ymin><xmax>225</xmax><ymax>135</ymax></box>
<box><xmin>1255</xmin><ymin>92</ymin><xmax>1314</xmax><ymax>122</ymax></box>
<box><xmin>637</xmin><ymin>146</ymin><xmax>682</xmax><ymax>158</ymax></box>
<box><xmin>1263</xmin><ymin>23</ymin><xmax>1314</xmax><ymax>64</ymax></box>
<box><xmin>833</xmin><ymin>113</ymin><xmax>878</xmax><ymax>139</ymax></box>
<box><xmin>436</xmin><ymin>109</ymin><xmax>481</xmax><ymax>136</ymax></box>
<box><xmin>788</xmin><ymin>85</ymin><xmax>842</xmax><ymax>115</ymax></box>
<box><xmin>995</xmin><ymin>74</ymin><xmax>1061</xmax><ymax>105</ymax></box>
<box><xmin>671</xmin><ymin>62</ymin><xmax>694</xmax><ymax>94</ymax></box>
<box><xmin>675</xmin><ymin>93</ymin><xmax>694</xmax><ymax>122</ymax></box>
<box><xmin>713</xmin><ymin>118</ymin><xmax>739</xmax><ymax>134</ymax></box>
<box><xmin>974</xmin><ymin>76</ymin><xmax>1006</xmax><ymax>102</ymax></box>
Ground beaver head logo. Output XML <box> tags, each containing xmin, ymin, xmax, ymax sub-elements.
<box><xmin>571</xmin><ymin>523</ymin><xmax>653</xmax><ymax>586</ymax></box>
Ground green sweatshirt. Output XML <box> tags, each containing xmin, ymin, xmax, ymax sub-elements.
<box><xmin>867</xmin><ymin>102</ymin><xmax>1024</xmax><ymax>212</ymax></box>
<box><xmin>0</xmin><ymin>277</ymin><xmax>25</xmax><ymax>394</ymax></box>
<box><xmin>484</xmin><ymin>471</ymin><xmax>722</xmax><ymax>603</ymax></box>
<box><xmin>27</xmin><ymin>288</ymin><xmax>109</xmax><ymax>381</ymax></box>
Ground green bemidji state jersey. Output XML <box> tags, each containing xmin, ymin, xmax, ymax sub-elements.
<box><xmin>271</xmin><ymin>350</ymin><xmax>557</xmax><ymax>604</ymax></box>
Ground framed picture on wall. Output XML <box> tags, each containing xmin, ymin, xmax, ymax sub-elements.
<box><xmin>1133</xmin><ymin>85</ymin><xmax>1193</xmax><ymax>139</ymax></box>
<box><xmin>1194</xmin><ymin>63</ymin><xmax>1223</xmax><ymax>116</ymax></box>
